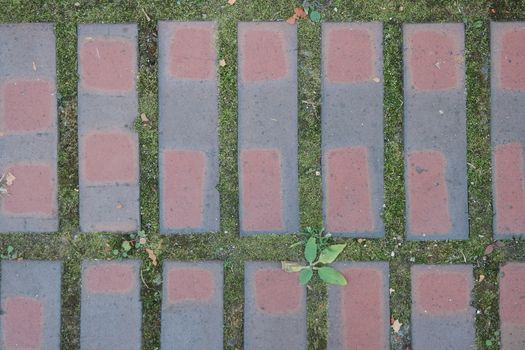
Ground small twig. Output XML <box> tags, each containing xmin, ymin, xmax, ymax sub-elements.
<box><xmin>140</xmin><ymin>268</ymin><xmax>151</xmax><ymax>289</ymax></box>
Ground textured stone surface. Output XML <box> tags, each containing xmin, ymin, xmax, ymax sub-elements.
<box><xmin>411</xmin><ymin>264</ymin><xmax>474</xmax><ymax>349</ymax></box>
<box><xmin>491</xmin><ymin>22</ymin><xmax>525</xmax><ymax>239</ymax></box>
<box><xmin>78</xmin><ymin>24</ymin><xmax>140</xmax><ymax>233</ymax></box>
<box><xmin>238</xmin><ymin>22</ymin><xmax>299</xmax><ymax>235</ymax></box>
<box><xmin>0</xmin><ymin>260</ymin><xmax>62</xmax><ymax>350</ymax></box>
<box><xmin>158</xmin><ymin>21</ymin><xmax>219</xmax><ymax>233</ymax></box>
<box><xmin>0</xmin><ymin>23</ymin><xmax>58</xmax><ymax>233</ymax></box>
<box><xmin>328</xmin><ymin>262</ymin><xmax>389</xmax><ymax>350</ymax></box>
<box><xmin>322</xmin><ymin>22</ymin><xmax>384</xmax><ymax>238</ymax></box>
<box><xmin>161</xmin><ymin>261</ymin><xmax>223</xmax><ymax>349</ymax></box>
<box><xmin>500</xmin><ymin>262</ymin><xmax>525</xmax><ymax>349</ymax></box>
<box><xmin>403</xmin><ymin>23</ymin><xmax>467</xmax><ymax>240</ymax></box>
<box><xmin>80</xmin><ymin>260</ymin><xmax>141</xmax><ymax>350</ymax></box>
<box><xmin>244</xmin><ymin>261</ymin><xmax>306</xmax><ymax>349</ymax></box>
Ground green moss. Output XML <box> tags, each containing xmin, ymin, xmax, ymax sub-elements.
<box><xmin>0</xmin><ymin>1</ymin><xmax>524</xmax><ymax>349</ymax></box>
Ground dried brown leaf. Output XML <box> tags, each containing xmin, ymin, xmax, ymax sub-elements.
<box><xmin>228</xmin><ymin>0</ymin><xmax>236</xmax><ymax>4</ymax></box>
<box><xmin>391</xmin><ymin>319</ymin><xmax>402</xmax><ymax>333</ymax></box>
<box><xmin>484</xmin><ymin>243</ymin><xmax>495</xmax><ymax>255</ymax></box>
<box><xmin>219</xmin><ymin>59</ymin><xmax>226</xmax><ymax>67</ymax></box>
<box><xmin>286</xmin><ymin>14</ymin><xmax>298</xmax><ymax>25</ymax></box>
<box><xmin>294</xmin><ymin>7</ymin><xmax>308</xmax><ymax>19</ymax></box>
<box><xmin>145</xmin><ymin>248</ymin><xmax>157</xmax><ymax>266</ymax></box>
<box><xmin>140</xmin><ymin>113</ymin><xmax>149</xmax><ymax>123</ymax></box>
<box><xmin>5</xmin><ymin>172</ymin><xmax>16</xmax><ymax>186</ymax></box>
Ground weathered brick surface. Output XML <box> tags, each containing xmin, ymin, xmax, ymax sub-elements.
<box><xmin>411</xmin><ymin>265</ymin><xmax>474</xmax><ymax>349</ymax></box>
<box><xmin>0</xmin><ymin>23</ymin><xmax>58</xmax><ymax>232</ymax></box>
<box><xmin>78</xmin><ymin>24</ymin><xmax>140</xmax><ymax>233</ymax></box>
<box><xmin>161</xmin><ymin>261</ymin><xmax>223</xmax><ymax>349</ymax></box>
<box><xmin>0</xmin><ymin>260</ymin><xmax>62</xmax><ymax>350</ymax></box>
<box><xmin>491</xmin><ymin>22</ymin><xmax>525</xmax><ymax>239</ymax></box>
<box><xmin>238</xmin><ymin>22</ymin><xmax>299</xmax><ymax>235</ymax></box>
<box><xmin>403</xmin><ymin>23</ymin><xmax>467</xmax><ymax>240</ymax></box>
<box><xmin>80</xmin><ymin>260</ymin><xmax>141</xmax><ymax>350</ymax></box>
<box><xmin>244</xmin><ymin>261</ymin><xmax>306</xmax><ymax>349</ymax></box>
<box><xmin>158</xmin><ymin>21</ymin><xmax>219</xmax><ymax>233</ymax></box>
<box><xmin>499</xmin><ymin>263</ymin><xmax>525</xmax><ymax>349</ymax></box>
<box><xmin>328</xmin><ymin>262</ymin><xmax>389</xmax><ymax>349</ymax></box>
<box><xmin>322</xmin><ymin>22</ymin><xmax>384</xmax><ymax>237</ymax></box>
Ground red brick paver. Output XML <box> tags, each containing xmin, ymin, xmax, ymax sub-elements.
<box><xmin>411</xmin><ymin>265</ymin><xmax>474</xmax><ymax>349</ymax></box>
<box><xmin>78</xmin><ymin>24</ymin><xmax>140</xmax><ymax>233</ymax></box>
<box><xmin>403</xmin><ymin>23</ymin><xmax>468</xmax><ymax>240</ymax></box>
<box><xmin>238</xmin><ymin>22</ymin><xmax>299</xmax><ymax>235</ymax></box>
<box><xmin>322</xmin><ymin>22</ymin><xmax>384</xmax><ymax>237</ymax></box>
<box><xmin>159</xmin><ymin>21</ymin><xmax>219</xmax><ymax>233</ymax></box>
<box><xmin>0</xmin><ymin>24</ymin><xmax>58</xmax><ymax>233</ymax></box>
<box><xmin>491</xmin><ymin>22</ymin><xmax>525</xmax><ymax>239</ymax></box>
<box><xmin>500</xmin><ymin>263</ymin><xmax>525</xmax><ymax>349</ymax></box>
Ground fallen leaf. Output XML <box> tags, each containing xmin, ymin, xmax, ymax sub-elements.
<box><xmin>5</xmin><ymin>172</ymin><xmax>16</xmax><ymax>186</ymax></box>
<box><xmin>478</xmin><ymin>274</ymin><xmax>486</xmax><ymax>282</ymax></box>
<box><xmin>145</xmin><ymin>248</ymin><xmax>157</xmax><ymax>266</ymax></box>
<box><xmin>484</xmin><ymin>243</ymin><xmax>495</xmax><ymax>255</ymax></box>
<box><xmin>228</xmin><ymin>0</ymin><xmax>236</xmax><ymax>4</ymax></box>
<box><xmin>294</xmin><ymin>7</ymin><xmax>308</xmax><ymax>19</ymax></box>
<box><xmin>372</xmin><ymin>77</ymin><xmax>380</xmax><ymax>83</ymax></box>
<box><xmin>286</xmin><ymin>14</ymin><xmax>298</xmax><ymax>25</ymax></box>
<box><xmin>357</xmin><ymin>238</ymin><xmax>366</xmax><ymax>243</ymax></box>
<box><xmin>140</xmin><ymin>113</ymin><xmax>149</xmax><ymax>123</ymax></box>
<box><xmin>219</xmin><ymin>59</ymin><xmax>226</xmax><ymax>67</ymax></box>
<box><xmin>391</xmin><ymin>319</ymin><xmax>402</xmax><ymax>333</ymax></box>
<box><xmin>32</xmin><ymin>61</ymin><xmax>37</xmax><ymax>71</ymax></box>
<box><xmin>116</xmin><ymin>202</ymin><xmax>124</xmax><ymax>209</ymax></box>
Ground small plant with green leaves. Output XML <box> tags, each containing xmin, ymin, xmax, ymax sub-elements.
<box><xmin>112</xmin><ymin>230</ymin><xmax>147</xmax><ymax>258</ymax></box>
<box><xmin>282</xmin><ymin>227</ymin><xmax>347</xmax><ymax>286</ymax></box>
<box><xmin>1</xmin><ymin>246</ymin><xmax>18</xmax><ymax>260</ymax></box>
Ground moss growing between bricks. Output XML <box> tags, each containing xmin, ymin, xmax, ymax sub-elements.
<box><xmin>0</xmin><ymin>1</ymin><xmax>524</xmax><ymax>349</ymax></box>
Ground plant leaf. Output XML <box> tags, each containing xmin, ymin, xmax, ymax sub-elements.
<box><xmin>281</xmin><ymin>261</ymin><xmax>306</xmax><ymax>272</ymax></box>
<box><xmin>318</xmin><ymin>244</ymin><xmax>347</xmax><ymax>264</ymax></box>
<box><xmin>318</xmin><ymin>266</ymin><xmax>347</xmax><ymax>285</ymax></box>
<box><xmin>121</xmin><ymin>240</ymin><xmax>131</xmax><ymax>252</ymax></box>
<box><xmin>309</xmin><ymin>10</ymin><xmax>321</xmax><ymax>22</ymax></box>
<box><xmin>299</xmin><ymin>268</ymin><xmax>313</xmax><ymax>285</ymax></box>
<box><xmin>304</xmin><ymin>237</ymin><xmax>317</xmax><ymax>264</ymax></box>
<box><xmin>6</xmin><ymin>245</ymin><xmax>14</xmax><ymax>254</ymax></box>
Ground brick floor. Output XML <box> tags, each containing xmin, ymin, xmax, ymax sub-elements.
<box><xmin>244</xmin><ymin>261</ymin><xmax>306</xmax><ymax>349</ymax></box>
<box><xmin>411</xmin><ymin>264</ymin><xmax>475</xmax><ymax>349</ymax></box>
<box><xmin>78</xmin><ymin>24</ymin><xmax>140</xmax><ymax>233</ymax></box>
<box><xmin>499</xmin><ymin>262</ymin><xmax>525</xmax><ymax>349</ymax></box>
<box><xmin>238</xmin><ymin>22</ymin><xmax>299</xmax><ymax>235</ymax></box>
<box><xmin>158</xmin><ymin>21</ymin><xmax>220</xmax><ymax>234</ymax></box>
<box><xmin>328</xmin><ymin>262</ymin><xmax>389</xmax><ymax>349</ymax></box>
<box><xmin>491</xmin><ymin>22</ymin><xmax>525</xmax><ymax>239</ymax></box>
<box><xmin>80</xmin><ymin>260</ymin><xmax>142</xmax><ymax>350</ymax></box>
<box><xmin>0</xmin><ymin>261</ymin><xmax>62</xmax><ymax>350</ymax></box>
<box><xmin>161</xmin><ymin>261</ymin><xmax>223</xmax><ymax>349</ymax></box>
<box><xmin>322</xmin><ymin>22</ymin><xmax>384</xmax><ymax>237</ymax></box>
<box><xmin>0</xmin><ymin>23</ymin><xmax>58</xmax><ymax>233</ymax></box>
<box><xmin>403</xmin><ymin>23</ymin><xmax>468</xmax><ymax>240</ymax></box>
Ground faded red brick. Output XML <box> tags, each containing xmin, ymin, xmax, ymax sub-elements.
<box><xmin>241</xmin><ymin>149</ymin><xmax>283</xmax><ymax>231</ymax></box>
<box><xmin>500</xmin><ymin>263</ymin><xmax>525</xmax><ymax>324</ymax></box>
<box><xmin>255</xmin><ymin>268</ymin><xmax>301</xmax><ymax>314</ymax></box>
<box><xmin>82</xmin><ymin>131</ymin><xmax>138</xmax><ymax>185</ymax></box>
<box><xmin>500</xmin><ymin>29</ymin><xmax>525</xmax><ymax>90</ymax></box>
<box><xmin>1</xmin><ymin>163</ymin><xmax>55</xmax><ymax>217</ymax></box>
<box><xmin>162</xmin><ymin>150</ymin><xmax>205</xmax><ymax>229</ymax></box>
<box><xmin>85</xmin><ymin>263</ymin><xmax>135</xmax><ymax>294</ymax></box>
<box><xmin>408</xmin><ymin>30</ymin><xmax>459</xmax><ymax>91</ymax></box>
<box><xmin>341</xmin><ymin>267</ymin><xmax>386</xmax><ymax>349</ymax></box>
<box><xmin>167</xmin><ymin>267</ymin><xmax>215</xmax><ymax>304</ymax></box>
<box><xmin>2</xmin><ymin>80</ymin><xmax>54</xmax><ymax>133</ymax></box>
<box><xmin>169</xmin><ymin>26</ymin><xmax>214</xmax><ymax>80</ymax></box>
<box><xmin>407</xmin><ymin>150</ymin><xmax>451</xmax><ymax>235</ymax></box>
<box><xmin>413</xmin><ymin>269</ymin><xmax>470</xmax><ymax>314</ymax></box>
<box><xmin>241</xmin><ymin>29</ymin><xmax>287</xmax><ymax>82</ymax></box>
<box><xmin>325</xmin><ymin>28</ymin><xmax>374</xmax><ymax>83</ymax></box>
<box><xmin>80</xmin><ymin>38</ymin><xmax>134</xmax><ymax>92</ymax></box>
<box><xmin>325</xmin><ymin>147</ymin><xmax>374</xmax><ymax>233</ymax></box>
<box><xmin>494</xmin><ymin>143</ymin><xmax>525</xmax><ymax>234</ymax></box>
<box><xmin>3</xmin><ymin>296</ymin><xmax>43</xmax><ymax>350</ymax></box>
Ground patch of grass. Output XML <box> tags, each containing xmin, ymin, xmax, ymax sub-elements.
<box><xmin>0</xmin><ymin>1</ymin><xmax>524</xmax><ymax>349</ymax></box>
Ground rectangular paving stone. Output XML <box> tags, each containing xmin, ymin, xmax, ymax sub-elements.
<box><xmin>80</xmin><ymin>260</ymin><xmax>141</xmax><ymax>350</ymax></box>
<box><xmin>328</xmin><ymin>262</ymin><xmax>389</xmax><ymax>349</ymax></box>
<box><xmin>499</xmin><ymin>262</ymin><xmax>525</xmax><ymax>349</ymax></box>
<box><xmin>244</xmin><ymin>261</ymin><xmax>306</xmax><ymax>349</ymax></box>
<box><xmin>491</xmin><ymin>22</ymin><xmax>525</xmax><ymax>239</ymax></box>
<box><xmin>411</xmin><ymin>264</ymin><xmax>474</xmax><ymax>349</ymax></box>
<box><xmin>161</xmin><ymin>261</ymin><xmax>223</xmax><ymax>349</ymax></box>
<box><xmin>403</xmin><ymin>23</ymin><xmax>468</xmax><ymax>240</ymax></box>
<box><xmin>0</xmin><ymin>23</ymin><xmax>58</xmax><ymax>233</ymax></box>
<box><xmin>158</xmin><ymin>21</ymin><xmax>219</xmax><ymax>234</ymax></box>
<box><xmin>0</xmin><ymin>260</ymin><xmax>62</xmax><ymax>350</ymax></box>
<box><xmin>321</xmin><ymin>22</ymin><xmax>384</xmax><ymax>238</ymax></box>
<box><xmin>238</xmin><ymin>22</ymin><xmax>299</xmax><ymax>235</ymax></box>
<box><xmin>78</xmin><ymin>24</ymin><xmax>140</xmax><ymax>233</ymax></box>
